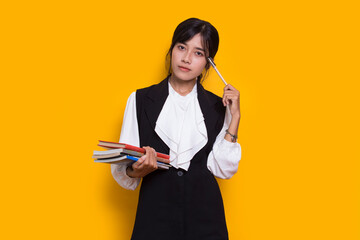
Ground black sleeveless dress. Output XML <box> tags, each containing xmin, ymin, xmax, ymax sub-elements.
<box><xmin>131</xmin><ymin>77</ymin><xmax>228</xmax><ymax>240</ymax></box>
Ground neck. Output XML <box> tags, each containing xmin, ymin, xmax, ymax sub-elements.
<box><xmin>169</xmin><ymin>75</ymin><xmax>197</xmax><ymax>96</ymax></box>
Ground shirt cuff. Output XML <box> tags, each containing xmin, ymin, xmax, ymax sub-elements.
<box><xmin>111</xmin><ymin>163</ymin><xmax>141</xmax><ymax>190</ymax></box>
<box><xmin>208</xmin><ymin>138</ymin><xmax>242</xmax><ymax>179</ymax></box>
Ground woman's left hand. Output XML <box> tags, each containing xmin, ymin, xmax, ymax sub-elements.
<box><xmin>222</xmin><ymin>84</ymin><xmax>241</xmax><ymax>118</ymax></box>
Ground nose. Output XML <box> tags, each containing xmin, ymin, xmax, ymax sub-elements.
<box><xmin>181</xmin><ymin>51</ymin><xmax>191</xmax><ymax>64</ymax></box>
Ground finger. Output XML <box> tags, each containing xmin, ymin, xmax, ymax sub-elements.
<box><xmin>149</xmin><ymin>148</ymin><xmax>158</xmax><ymax>169</ymax></box>
<box><xmin>142</xmin><ymin>147</ymin><xmax>158</xmax><ymax>169</ymax></box>
<box><xmin>222</xmin><ymin>95</ymin><xmax>227</xmax><ymax>106</ymax></box>
<box><xmin>224</xmin><ymin>84</ymin><xmax>240</xmax><ymax>95</ymax></box>
<box><xmin>224</xmin><ymin>94</ymin><xmax>239</xmax><ymax>103</ymax></box>
<box><xmin>226</xmin><ymin>98</ymin><xmax>238</xmax><ymax>108</ymax></box>
<box><xmin>224</xmin><ymin>84</ymin><xmax>233</xmax><ymax>92</ymax></box>
<box><xmin>223</xmin><ymin>93</ymin><xmax>232</xmax><ymax>105</ymax></box>
<box><xmin>227</xmin><ymin>84</ymin><xmax>238</xmax><ymax>90</ymax></box>
<box><xmin>133</xmin><ymin>155</ymin><xmax>146</xmax><ymax>169</ymax></box>
<box><xmin>224</xmin><ymin>84</ymin><xmax>231</xmax><ymax>91</ymax></box>
<box><xmin>223</xmin><ymin>90</ymin><xmax>240</xmax><ymax>99</ymax></box>
<box><xmin>222</xmin><ymin>91</ymin><xmax>229</xmax><ymax>106</ymax></box>
<box><xmin>224</xmin><ymin>89</ymin><xmax>239</xmax><ymax>96</ymax></box>
<box><xmin>143</xmin><ymin>146</ymin><xmax>152</xmax><ymax>164</ymax></box>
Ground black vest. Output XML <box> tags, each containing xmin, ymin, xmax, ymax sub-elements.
<box><xmin>131</xmin><ymin>77</ymin><xmax>228</xmax><ymax>240</ymax></box>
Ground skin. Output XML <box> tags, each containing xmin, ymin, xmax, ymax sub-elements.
<box><xmin>127</xmin><ymin>33</ymin><xmax>241</xmax><ymax>178</ymax></box>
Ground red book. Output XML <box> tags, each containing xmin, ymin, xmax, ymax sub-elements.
<box><xmin>98</xmin><ymin>140</ymin><xmax>170</xmax><ymax>163</ymax></box>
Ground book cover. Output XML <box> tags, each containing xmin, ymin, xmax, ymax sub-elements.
<box><xmin>98</xmin><ymin>140</ymin><xmax>170</xmax><ymax>161</ymax></box>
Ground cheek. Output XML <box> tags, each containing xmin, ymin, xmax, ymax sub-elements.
<box><xmin>194</xmin><ymin>59</ymin><xmax>207</xmax><ymax>72</ymax></box>
<box><xmin>170</xmin><ymin>53</ymin><xmax>177</xmax><ymax>70</ymax></box>
<box><xmin>171</xmin><ymin>49</ymin><xmax>181</xmax><ymax>62</ymax></box>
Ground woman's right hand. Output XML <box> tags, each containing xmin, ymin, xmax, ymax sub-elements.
<box><xmin>126</xmin><ymin>146</ymin><xmax>158</xmax><ymax>178</ymax></box>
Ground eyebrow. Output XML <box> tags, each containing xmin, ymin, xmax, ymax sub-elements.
<box><xmin>179</xmin><ymin>42</ymin><xmax>205</xmax><ymax>52</ymax></box>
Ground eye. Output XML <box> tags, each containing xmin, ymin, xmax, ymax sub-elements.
<box><xmin>195</xmin><ymin>51</ymin><xmax>204</xmax><ymax>56</ymax></box>
<box><xmin>178</xmin><ymin>45</ymin><xmax>185</xmax><ymax>50</ymax></box>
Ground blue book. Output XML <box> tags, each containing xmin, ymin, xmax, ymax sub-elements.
<box><xmin>94</xmin><ymin>154</ymin><xmax>170</xmax><ymax>169</ymax></box>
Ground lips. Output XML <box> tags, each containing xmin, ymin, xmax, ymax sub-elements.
<box><xmin>178</xmin><ymin>66</ymin><xmax>191</xmax><ymax>72</ymax></box>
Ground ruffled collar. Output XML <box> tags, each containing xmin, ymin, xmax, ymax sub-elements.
<box><xmin>154</xmin><ymin>81</ymin><xmax>208</xmax><ymax>170</ymax></box>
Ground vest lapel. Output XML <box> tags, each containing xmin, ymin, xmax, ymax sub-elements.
<box><xmin>197</xmin><ymin>83</ymin><xmax>223</xmax><ymax>141</ymax></box>
<box><xmin>144</xmin><ymin>77</ymin><xmax>169</xmax><ymax>130</ymax></box>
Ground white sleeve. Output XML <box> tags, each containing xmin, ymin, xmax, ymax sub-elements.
<box><xmin>110</xmin><ymin>92</ymin><xmax>141</xmax><ymax>190</ymax></box>
<box><xmin>207</xmin><ymin>106</ymin><xmax>242</xmax><ymax>179</ymax></box>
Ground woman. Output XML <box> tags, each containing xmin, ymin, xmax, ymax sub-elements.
<box><xmin>111</xmin><ymin>18</ymin><xmax>241</xmax><ymax>240</ymax></box>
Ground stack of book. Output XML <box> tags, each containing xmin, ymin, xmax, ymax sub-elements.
<box><xmin>93</xmin><ymin>140</ymin><xmax>171</xmax><ymax>170</ymax></box>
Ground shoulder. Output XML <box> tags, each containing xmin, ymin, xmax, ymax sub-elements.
<box><xmin>204</xmin><ymin>88</ymin><xmax>223</xmax><ymax>103</ymax></box>
<box><xmin>197</xmin><ymin>83</ymin><xmax>224</xmax><ymax>108</ymax></box>
<box><xmin>124</xmin><ymin>91</ymin><xmax>136</xmax><ymax>107</ymax></box>
<box><xmin>136</xmin><ymin>82</ymin><xmax>158</xmax><ymax>95</ymax></box>
<box><xmin>137</xmin><ymin>77</ymin><xmax>168</xmax><ymax>93</ymax></box>
<box><xmin>136</xmin><ymin>77</ymin><xmax>169</xmax><ymax>102</ymax></box>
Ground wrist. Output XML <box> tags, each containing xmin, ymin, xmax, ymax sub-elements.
<box><xmin>225</xmin><ymin>129</ymin><xmax>238</xmax><ymax>143</ymax></box>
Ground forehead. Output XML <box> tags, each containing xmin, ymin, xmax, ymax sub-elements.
<box><xmin>182</xmin><ymin>33</ymin><xmax>204</xmax><ymax>48</ymax></box>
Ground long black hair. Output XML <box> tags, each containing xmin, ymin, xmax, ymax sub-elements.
<box><xmin>166</xmin><ymin>18</ymin><xmax>220</xmax><ymax>82</ymax></box>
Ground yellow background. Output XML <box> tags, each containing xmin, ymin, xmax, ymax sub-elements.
<box><xmin>1</xmin><ymin>0</ymin><xmax>359</xmax><ymax>239</ymax></box>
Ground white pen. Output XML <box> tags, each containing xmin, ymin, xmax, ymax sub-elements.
<box><xmin>207</xmin><ymin>57</ymin><xmax>228</xmax><ymax>86</ymax></box>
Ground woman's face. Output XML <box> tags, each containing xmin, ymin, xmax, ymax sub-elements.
<box><xmin>171</xmin><ymin>33</ymin><xmax>207</xmax><ymax>82</ymax></box>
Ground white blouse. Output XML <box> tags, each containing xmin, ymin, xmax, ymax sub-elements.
<box><xmin>111</xmin><ymin>82</ymin><xmax>241</xmax><ymax>190</ymax></box>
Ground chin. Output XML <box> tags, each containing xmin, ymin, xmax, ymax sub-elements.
<box><xmin>172</xmin><ymin>72</ymin><xmax>198</xmax><ymax>82</ymax></box>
